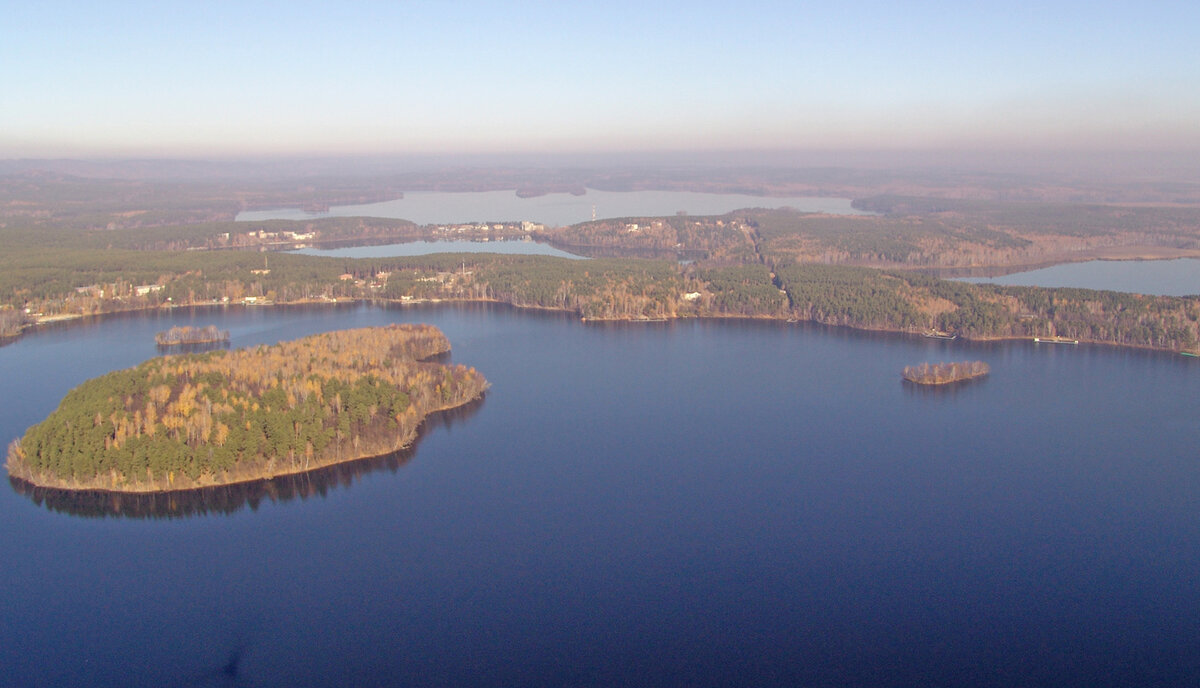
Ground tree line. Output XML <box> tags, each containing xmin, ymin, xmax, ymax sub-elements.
<box><xmin>2</xmin><ymin>230</ymin><xmax>1198</xmax><ymax>353</ymax></box>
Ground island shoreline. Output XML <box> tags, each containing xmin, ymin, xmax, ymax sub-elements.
<box><xmin>6</xmin><ymin>325</ymin><xmax>490</xmax><ymax>494</ymax></box>
<box><xmin>6</xmin><ymin>392</ymin><xmax>486</xmax><ymax>495</ymax></box>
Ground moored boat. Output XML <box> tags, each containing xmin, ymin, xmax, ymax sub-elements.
<box><xmin>922</xmin><ymin>330</ymin><xmax>957</xmax><ymax>340</ymax></box>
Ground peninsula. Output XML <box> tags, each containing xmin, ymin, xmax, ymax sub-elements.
<box><xmin>5</xmin><ymin>325</ymin><xmax>488</xmax><ymax>492</ymax></box>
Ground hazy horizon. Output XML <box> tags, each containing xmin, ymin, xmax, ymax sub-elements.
<box><xmin>4</xmin><ymin>2</ymin><xmax>1198</xmax><ymax>162</ymax></box>
<box><xmin>6</xmin><ymin>148</ymin><xmax>1200</xmax><ymax>186</ymax></box>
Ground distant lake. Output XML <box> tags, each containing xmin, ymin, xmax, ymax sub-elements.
<box><xmin>237</xmin><ymin>189</ymin><xmax>869</xmax><ymax>226</ymax></box>
<box><xmin>955</xmin><ymin>257</ymin><xmax>1200</xmax><ymax>296</ymax></box>
<box><xmin>2</xmin><ymin>304</ymin><xmax>1199</xmax><ymax>687</ymax></box>
<box><xmin>290</xmin><ymin>239</ymin><xmax>586</xmax><ymax>260</ymax></box>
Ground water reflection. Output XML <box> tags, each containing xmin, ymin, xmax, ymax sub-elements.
<box><xmin>156</xmin><ymin>340</ymin><xmax>232</xmax><ymax>355</ymax></box>
<box><xmin>901</xmin><ymin>375</ymin><xmax>989</xmax><ymax>398</ymax></box>
<box><xmin>9</xmin><ymin>396</ymin><xmax>485</xmax><ymax>519</ymax></box>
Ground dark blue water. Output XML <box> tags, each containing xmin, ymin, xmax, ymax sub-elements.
<box><xmin>1</xmin><ymin>304</ymin><xmax>1197</xmax><ymax>687</ymax></box>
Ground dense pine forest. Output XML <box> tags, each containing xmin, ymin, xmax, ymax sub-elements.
<box><xmin>6</xmin><ymin>325</ymin><xmax>488</xmax><ymax>492</ymax></box>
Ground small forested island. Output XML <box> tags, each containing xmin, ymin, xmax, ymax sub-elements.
<box><xmin>5</xmin><ymin>325</ymin><xmax>488</xmax><ymax>492</ymax></box>
<box><xmin>155</xmin><ymin>324</ymin><xmax>230</xmax><ymax>346</ymax></box>
<box><xmin>903</xmin><ymin>361</ymin><xmax>990</xmax><ymax>385</ymax></box>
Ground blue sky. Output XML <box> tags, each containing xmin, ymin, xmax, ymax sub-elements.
<box><xmin>3</xmin><ymin>0</ymin><xmax>1198</xmax><ymax>158</ymax></box>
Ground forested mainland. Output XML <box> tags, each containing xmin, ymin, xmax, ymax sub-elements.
<box><xmin>5</xmin><ymin>325</ymin><xmax>488</xmax><ymax>492</ymax></box>
<box><xmin>2</xmin><ymin>169</ymin><xmax>1200</xmax><ymax>354</ymax></box>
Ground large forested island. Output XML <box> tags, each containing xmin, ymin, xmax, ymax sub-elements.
<box><xmin>5</xmin><ymin>325</ymin><xmax>488</xmax><ymax>492</ymax></box>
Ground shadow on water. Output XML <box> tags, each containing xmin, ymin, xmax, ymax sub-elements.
<box><xmin>183</xmin><ymin>643</ymin><xmax>249</xmax><ymax>688</ymax></box>
<box><xmin>8</xmin><ymin>396</ymin><xmax>485</xmax><ymax>520</ymax></box>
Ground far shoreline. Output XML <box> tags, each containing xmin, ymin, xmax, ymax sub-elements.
<box><xmin>7</xmin><ymin>293</ymin><xmax>1198</xmax><ymax>358</ymax></box>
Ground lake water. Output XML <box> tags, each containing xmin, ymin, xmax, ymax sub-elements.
<box><xmin>955</xmin><ymin>257</ymin><xmax>1200</xmax><ymax>296</ymax></box>
<box><xmin>2</xmin><ymin>304</ymin><xmax>1198</xmax><ymax>687</ymax></box>
<box><xmin>290</xmin><ymin>239</ymin><xmax>586</xmax><ymax>260</ymax></box>
<box><xmin>236</xmin><ymin>189</ymin><xmax>869</xmax><ymax>226</ymax></box>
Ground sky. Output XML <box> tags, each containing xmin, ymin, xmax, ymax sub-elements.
<box><xmin>2</xmin><ymin>0</ymin><xmax>1199</xmax><ymax>159</ymax></box>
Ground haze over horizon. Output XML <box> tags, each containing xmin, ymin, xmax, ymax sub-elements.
<box><xmin>4</xmin><ymin>1</ymin><xmax>1198</xmax><ymax>161</ymax></box>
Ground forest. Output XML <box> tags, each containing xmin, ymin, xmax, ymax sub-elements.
<box><xmin>0</xmin><ymin>308</ymin><xmax>28</xmax><ymax>339</ymax></box>
<box><xmin>6</xmin><ymin>325</ymin><xmax>489</xmax><ymax>492</ymax></box>
<box><xmin>774</xmin><ymin>263</ymin><xmax>1199</xmax><ymax>350</ymax></box>
<box><xmin>902</xmin><ymin>361</ymin><xmax>990</xmax><ymax>385</ymax></box>
<box><xmin>155</xmin><ymin>325</ymin><xmax>230</xmax><ymax>347</ymax></box>
<box><xmin>744</xmin><ymin>205</ymin><xmax>1200</xmax><ymax>270</ymax></box>
<box><xmin>2</xmin><ymin>236</ymin><xmax>1198</xmax><ymax>352</ymax></box>
<box><xmin>2</xmin><ymin>170</ymin><xmax>1199</xmax><ymax>354</ymax></box>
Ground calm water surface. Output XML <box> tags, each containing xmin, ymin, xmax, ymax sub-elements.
<box><xmin>1</xmin><ymin>304</ymin><xmax>1197</xmax><ymax>687</ymax></box>
<box><xmin>290</xmin><ymin>239</ymin><xmax>586</xmax><ymax>260</ymax></box>
<box><xmin>236</xmin><ymin>189</ymin><xmax>868</xmax><ymax>226</ymax></box>
<box><xmin>956</xmin><ymin>257</ymin><xmax>1200</xmax><ymax>296</ymax></box>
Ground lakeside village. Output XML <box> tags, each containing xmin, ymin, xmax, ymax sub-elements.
<box><xmin>13</xmin><ymin>220</ymin><xmax>548</xmax><ymax>321</ymax></box>
<box><xmin>11</xmin><ymin>216</ymin><xmax>719</xmax><ymax>324</ymax></box>
<box><xmin>233</xmin><ymin>220</ymin><xmax>544</xmax><ymax>250</ymax></box>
